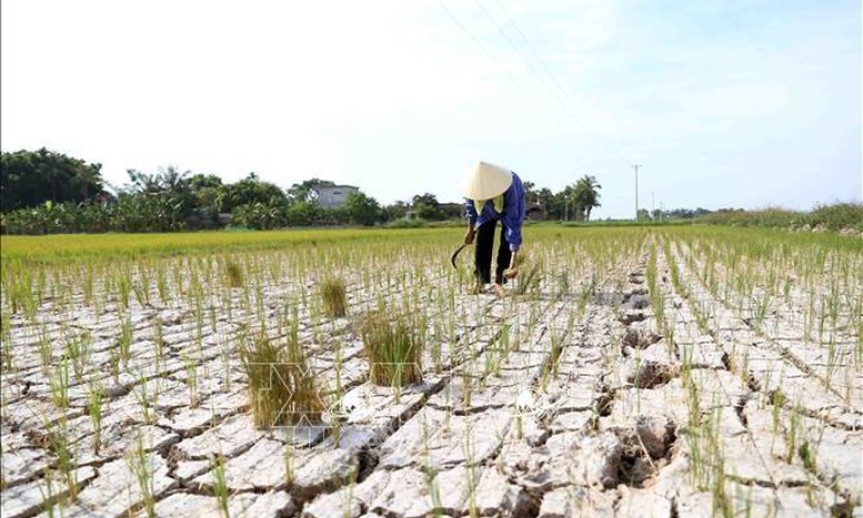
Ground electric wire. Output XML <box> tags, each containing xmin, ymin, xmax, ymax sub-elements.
<box><xmin>453</xmin><ymin>0</ymin><xmax>635</xmax><ymax>167</ymax></box>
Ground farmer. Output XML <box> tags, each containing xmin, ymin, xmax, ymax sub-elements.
<box><xmin>462</xmin><ymin>161</ymin><xmax>526</xmax><ymax>293</ymax></box>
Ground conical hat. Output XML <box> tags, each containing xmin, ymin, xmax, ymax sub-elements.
<box><xmin>462</xmin><ymin>161</ymin><xmax>513</xmax><ymax>200</ymax></box>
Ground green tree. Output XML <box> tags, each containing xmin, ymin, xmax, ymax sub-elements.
<box><xmin>1</xmin><ymin>148</ymin><xmax>104</xmax><ymax>212</ymax></box>
<box><xmin>344</xmin><ymin>191</ymin><xmax>381</xmax><ymax>226</ymax></box>
<box><xmin>285</xmin><ymin>201</ymin><xmax>321</xmax><ymax>226</ymax></box>
<box><xmin>572</xmin><ymin>175</ymin><xmax>602</xmax><ymax>221</ymax></box>
<box><xmin>286</xmin><ymin>178</ymin><xmax>335</xmax><ymax>204</ymax></box>
<box><xmin>225</xmin><ymin>173</ymin><xmax>286</xmax><ymax>211</ymax></box>
<box><xmin>412</xmin><ymin>193</ymin><xmax>443</xmax><ymax>220</ymax></box>
<box><xmin>381</xmin><ymin>201</ymin><xmax>410</xmax><ymax>222</ymax></box>
<box><xmin>534</xmin><ymin>187</ymin><xmax>556</xmax><ymax>216</ymax></box>
<box><xmin>186</xmin><ymin>174</ymin><xmax>226</xmax><ymax>213</ymax></box>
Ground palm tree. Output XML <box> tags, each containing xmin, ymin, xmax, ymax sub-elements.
<box><xmin>573</xmin><ymin>175</ymin><xmax>602</xmax><ymax>221</ymax></box>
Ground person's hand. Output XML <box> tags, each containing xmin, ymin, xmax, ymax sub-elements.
<box><xmin>464</xmin><ymin>227</ymin><xmax>476</xmax><ymax>245</ymax></box>
<box><xmin>504</xmin><ymin>249</ymin><xmax>518</xmax><ymax>278</ymax></box>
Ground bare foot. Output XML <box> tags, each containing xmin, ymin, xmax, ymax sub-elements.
<box><xmin>492</xmin><ymin>283</ymin><xmax>506</xmax><ymax>299</ymax></box>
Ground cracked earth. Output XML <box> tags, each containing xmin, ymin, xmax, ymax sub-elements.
<box><xmin>1</xmin><ymin>229</ymin><xmax>860</xmax><ymax>517</ymax></box>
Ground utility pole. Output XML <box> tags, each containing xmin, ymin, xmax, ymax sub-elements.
<box><xmin>632</xmin><ymin>164</ymin><xmax>641</xmax><ymax>220</ymax></box>
<box><xmin>652</xmin><ymin>191</ymin><xmax>655</xmax><ymax>218</ymax></box>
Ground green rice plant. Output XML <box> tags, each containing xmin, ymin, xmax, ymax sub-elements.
<box><xmin>283</xmin><ymin>432</ymin><xmax>295</xmax><ymax>486</ymax></box>
<box><xmin>512</xmin><ymin>258</ymin><xmax>542</xmax><ymax>298</ymax></box>
<box><xmin>42</xmin><ymin>415</ymin><xmax>78</xmax><ymax>503</ymax></box>
<box><xmin>183</xmin><ymin>353</ymin><xmax>200</xmax><ymax>408</ymax></box>
<box><xmin>133</xmin><ymin>280</ymin><xmax>150</xmax><ymax>307</ymax></box>
<box><xmin>541</xmin><ymin>321</ymin><xmax>569</xmax><ymax>384</ymax></box>
<box><xmin>577</xmin><ymin>274</ymin><xmax>596</xmax><ymax>317</ymax></box>
<box><xmin>0</xmin><ymin>310</ymin><xmax>11</xmax><ymax>368</ymax></box>
<box><xmin>38</xmin><ymin>327</ymin><xmax>53</xmax><ymax>372</ymax></box>
<box><xmin>118</xmin><ymin>315</ymin><xmax>133</xmax><ymax>367</ymax></box>
<box><xmin>224</xmin><ymin>260</ymin><xmax>243</xmax><ymax>288</ymax></box>
<box><xmin>48</xmin><ymin>357</ymin><xmax>70</xmax><ymax>409</ymax></box>
<box><xmin>752</xmin><ymin>292</ymin><xmax>771</xmax><ymax>328</ymax></box>
<box><xmin>210</xmin><ymin>453</ymin><xmax>230</xmax><ymax>518</ymax></box>
<box><xmin>555</xmin><ymin>271</ymin><xmax>571</xmax><ymax>299</ymax></box>
<box><xmin>153</xmin><ymin>317</ymin><xmax>164</xmax><ymax>359</ymax></box>
<box><xmin>156</xmin><ymin>267</ymin><xmax>169</xmax><ymax>304</ymax></box>
<box><xmin>133</xmin><ymin>372</ymin><xmax>155</xmax><ymax>425</ymax></box>
<box><xmin>65</xmin><ymin>330</ymin><xmax>91</xmax><ymax>382</ymax></box>
<box><xmin>127</xmin><ymin>435</ymin><xmax>156</xmax><ymax>518</ymax></box>
<box><xmin>108</xmin><ymin>346</ymin><xmax>121</xmax><ymax>382</ymax></box>
<box><xmin>489</xmin><ymin>323</ymin><xmax>511</xmax><ymax>377</ymax></box>
<box><xmin>359</xmin><ymin>308</ymin><xmax>423</xmax><ymax>386</ymax></box>
<box><xmin>237</xmin><ymin>328</ymin><xmax>324</xmax><ymax>429</ymax></box>
<box><xmin>420</xmin><ymin>415</ymin><xmax>444</xmax><ymax>518</ymax></box>
<box><xmin>37</xmin><ymin>468</ymin><xmax>57</xmax><ymax>518</ymax></box>
<box><xmin>116</xmin><ymin>270</ymin><xmax>131</xmax><ymax>310</ymax></box>
<box><xmin>320</xmin><ymin>276</ymin><xmax>348</xmax><ymax>318</ymax></box>
<box><xmin>87</xmin><ymin>379</ymin><xmax>104</xmax><ymax>455</ymax></box>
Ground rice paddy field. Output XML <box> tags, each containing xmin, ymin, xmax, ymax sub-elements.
<box><xmin>0</xmin><ymin>225</ymin><xmax>860</xmax><ymax>518</ymax></box>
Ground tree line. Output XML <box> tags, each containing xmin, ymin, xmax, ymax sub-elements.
<box><xmin>1</xmin><ymin>148</ymin><xmax>604</xmax><ymax>234</ymax></box>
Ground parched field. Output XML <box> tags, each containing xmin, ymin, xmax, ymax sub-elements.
<box><xmin>1</xmin><ymin>226</ymin><xmax>860</xmax><ymax>518</ymax></box>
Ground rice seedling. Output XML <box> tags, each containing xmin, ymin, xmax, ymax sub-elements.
<box><xmin>118</xmin><ymin>315</ymin><xmax>133</xmax><ymax>367</ymax></box>
<box><xmin>65</xmin><ymin>330</ymin><xmax>91</xmax><ymax>382</ymax></box>
<box><xmin>210</xmin><ymin>452</ymin><xmax>230</xmax><ymax>518</ymax></box>
<box><xmin>320</xmin><ymin>276</ymin><xmax>348</xmax><ymax>318</ymax></box>
<box><xmin>237</xmin><ymin>327</ymin><xmax>324</xmax><ymax>429</ymax></box>
<box><xmin>37</xmin><ymin>468</ymin><xmax>58</xmax><ymax>518</ymax></box>
<box><xmin>183</xmin><ymin>352</ymin><xmax>201</xmax><ymax>408</ymax></box>
<box><xmin>87</xmin><ymin>379</ymin><xmax>104</xmax><ymax>455</ymax></box>
<box><xmin>359</xmin><ymin>309</ymin><xmax>423</xmax><ymax>386</ymax></box>
<box><xmin>127</xmin><ymin>435</ymin><xmax>156</xmax><ymax>518</ymax></box>
<box><xmin>512</xmin><ymin>260</ymin><xmax>542</xmax><ymax>298</ymax></box>
<box><xmin>224</xmin><ymin>259</ymin><xmax>243</xmax><ymax>289</ymax></box>
<box><xmin>283</xmin><ymin>432</ymin><xmax>296</xmax><ymax>486</ymax></box>
<box><xmin>48</xmin><ymin>357</ymin><xmax>70</xmax><ymax>409</ymax></box>
<box><xmin>108</xmin><ymin>346</ymin><xmax>121</xmax><ymax>382</ymax></box>
<box><xmin>41</xmin><ymin>415</ymin><xmax>78</xmax><ymax>503</ymax></box>
<box><xmin>38</xmin><ymin>327</ymin><xmax>53</xmax><ymax>372</ymax></box>
<box><xmin>133</xmin><ymin>372</ymin><xmax>155</xmax><ymax>425</ymax></box>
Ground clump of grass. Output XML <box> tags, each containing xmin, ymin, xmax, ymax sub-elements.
<box><xmin>237</xmin><ymin>327</ymin><xmax>324</xmax><ymax>429</ymax></box>
<box><xmin>320</xmin><ymin>277</ymin><xmax>348</xmax><ymax>318</ymax></box>
<box><xmin>360</xmin><ymin>309</ymin><xmax>423</xmax><ymax>386</ymax></box>
<box><xmin>224</xmin><ymin>260</ymin><xmax>243</xmax><ymax>288</ymax></box>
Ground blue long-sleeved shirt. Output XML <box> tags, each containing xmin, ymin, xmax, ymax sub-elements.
<box><xmin>465</xmin><ymin>171</ymin><xmax>526</xmax><ymax>251</ymax></box>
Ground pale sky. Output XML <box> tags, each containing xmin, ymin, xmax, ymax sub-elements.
<box><xmin>2</xmin><ymin>0</ymin><xmax>860</xmax><ymax>218</ymax></box>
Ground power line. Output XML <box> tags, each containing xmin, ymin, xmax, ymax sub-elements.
<box><xmin>482</xmin><ymin>0</ymin><xmax>634</xmax><ymax>167</ymax></box>
<box><xmin>488</xmin><ymin>0</ymin><xmax>574</xmax><ymax>109</ymax></box>
<box><xmin>435</xmin><ymin>0</ymin><xmax>636</xmax><ymax>169</ymax></box>
<box><xmin>434</xmin><ymin>0</ymin><xmax>568</xmax><ymax>129</ymax></box>
<box><xmin>471</xmin><ymin>0</ymin><xmax>571</xmax><ymax>112</ymax></box>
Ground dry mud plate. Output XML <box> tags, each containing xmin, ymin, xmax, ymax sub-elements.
<box><xmin>1</xmin><ymin>227</ymin><xmax>861</xmax><ymax>517</ymax></box>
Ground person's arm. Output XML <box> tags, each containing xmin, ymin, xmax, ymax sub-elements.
<box><xmin>502</xmin><ymin>173</ymin><xmax>526</xmax><ymax>277</ymax></box>
<box><xmin>464</xmin><ymin>198</ymin><xmax>478</xmax><ymax>244</ymax></box>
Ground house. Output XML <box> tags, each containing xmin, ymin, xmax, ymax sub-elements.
<box><xmin>526</xmin><ymin>205</ymin><xmax>546</xmax><ymax>221</ymax></box>
<box><xmin>312</xmin><ymin>185</ymin><xmax>359</xmax><ymax>209</ymax></box>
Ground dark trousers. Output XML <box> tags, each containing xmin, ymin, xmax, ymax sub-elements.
<box><xmin>474</xmin><ymin>219</ymin><xmax>512</xmax><ymax>285</ymax></box>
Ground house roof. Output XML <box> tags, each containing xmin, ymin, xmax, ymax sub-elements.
<box><xmin>311</xmin><ymin>184</ymin><xmax>358</xmax><ymax>192</ymax></box>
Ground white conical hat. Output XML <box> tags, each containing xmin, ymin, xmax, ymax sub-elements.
<box><xmin>462</xmin><ymin>161</ymin><xmax>513</xmax><ymax>200</ymax></box>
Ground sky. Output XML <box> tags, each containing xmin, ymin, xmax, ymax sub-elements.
<box><xmin>2</xmin><ymin>0</ymin><xmax>860</xmax><ymax>218</ymax></box>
